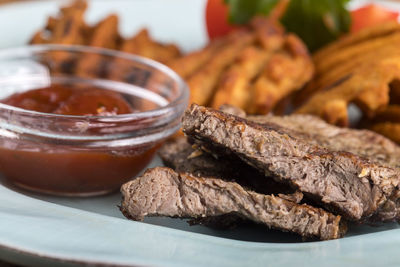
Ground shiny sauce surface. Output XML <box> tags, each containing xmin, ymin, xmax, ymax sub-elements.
<box><xmin>0</xmin><ymin>85</ymin><xmax>159</xmax><ymax>196</ymax></box>
<box><xmin>1</xmin><ymin>84</ymin><xmax>134</xmax><ymax>115</ymax></box>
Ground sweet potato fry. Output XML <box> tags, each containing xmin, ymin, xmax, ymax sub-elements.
<box><xmin>370</xmin><ymin>122</ymin><xmax>400</xmax><ymax>144</ymax></box>
<box><xmin>187</xmin><ymin>30</ymin><xmax>255</xmax><ymax>106</ymax></box>
<box><xmin>42</xmin><ymin>0</ymin><xmax>87</xmax><ymax>67</ymax></box>
<box><xmin>370</xmin><ymin>105</ymin><xmax>400</xmax><ymax>123</ymax></box>
<box><xmin>85</xmin><ymin>14</ymin><xmax>119</xmax><ymax>49</ymax></box>
<box><xmin>298</xmin><ymin>31</ymin><xmax>400</xmax><ymax>107</ymax></box>
<box><xmin>248</xmin><ymin>34</ymin><xmax>313</xmax><ymax>114</ymax></box>
<box><xmin>167</xmin><ymin>37</ymin><xmax>226</xmax><ymax>79</ymax></box>
<box><xmin>30</xmin><ymin>0</ymin><xmax>88</xmax><ymax>45</ymax></box>
<box><xmin>120</xmin><ymin>29</ymin><xmax>156</xmax><ymax>56</ymax></box>
<box><xmin>303</xmin><ymin>44</ymin><xmax>400</xmax><ymax>103</ymax></box>
<box><xmin>119</xmin><ymin>29</ymin><xmax>180</xmax><ymax>64</ymax></box>
<box><xmin>30</xmin><ymin>31</ymin><xmax>47</xmax><ymax>44</ymax></box>
<box><xmin>313</xmin><ymin>21</ymin><xmax>400</xmax><ymax>63</ymax></box>
<box><xmin>211</xmin><ymin>46</ymin><xmax>271</xmax><ymax>110</ymax></box>
<box><xmin>46</xmin><ymin>16</ymin><xmax>58</xmax><ymax>31</ymax></box>
<box><xmin>356</xmin><ymin>58</ymin><xmax>400</xmax><ymax>117</ymax></box>
<box><xmin>30</xmin><ymin>16</ymin><xmax>58</xmax><ymax>44</ymax></box>
<box><xmin>75</xmin><ymin>14</ymin><xmax>119</xmax><ymax>76</ymax></box>
<box><xmin>250</xmin><ymin>16</ymin><xmax>285</xmax><ymax>51</ymax></box>
<box><xmin>50</xmin><ymin>0</ymin><xmax>87</xmax><ymax>45</ymax></box>
<box><xmin>151</xmin><ymin>43</ymin><xmax>181</xmax><ymax>63</ymax></box>
<box><xmin>29</xmin><ymin>0</ymin><xmax>180</xmax><ymax>77</ymax></box>
<box><xmin>315</xmin><ymin>32</ymin><xmax>400</xmax><ymax>75</ymax></box>
<box><xmin>389</xmin><ymin>79</ymin><xmax>400</xmax><ymax>105</ymax></box>
<box><xmin>247</xmin><ymin>53</ymin><xmax>294</xmax><ymax>114</ymax></box>
<box><xmin>297</xmin><ymin>57</ymin><xmax>400</xmax><ymax>126</ymax></box>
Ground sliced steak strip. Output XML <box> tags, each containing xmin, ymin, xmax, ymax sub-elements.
<box><xmin>247</xmin><ymin>113</ymin><xmax>400</xmax><ymax>222</ymax></box>
<box><xmin>158</xmin><ymin>136</ymin><xmax>291</xmax><ymax>195</ymax></box>
<box><xmin>182</xmin><ymin>104</ymin><xmax>400</xmax><ymax>221</ymax></box>
<box><xmin>120</xmin><ymin>167</ymin><xmax>346</xmax><ymax>240</ymax></box>
<box><xmin>248</xmin><ymin>114</ymin><xmax>400</xmax><ymax>169</ymax></box>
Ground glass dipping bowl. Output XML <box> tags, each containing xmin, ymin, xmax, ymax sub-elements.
<box><xmin>0</xmin><ymin>45</ymin><xmax>188</xmax><ymax>196</ymax></box>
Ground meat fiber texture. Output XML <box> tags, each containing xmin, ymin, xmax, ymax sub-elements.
<box><xmin>120</xmin><ymin>167</ymin><xmax>346</xmax><ymax>240</ymax></box>
<box><xmin>182</xmin><ymin>104</ymin><xmax>400</xmax><ymax>221</ymax></box>
<box><xmin>158</xmin><ymin>136</ymin><xmax>291</xmax><ymax>196</ymax></box>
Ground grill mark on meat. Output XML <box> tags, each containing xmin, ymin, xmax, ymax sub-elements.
<box><xmin>120</xmin><ymin>167</ymin><xmax>346</xmax><ymax>240</ymax></box>
<box><xmin>182</xmin><ymin>104</ymin><xmax>400</xmax><ymax>221</ymax></box>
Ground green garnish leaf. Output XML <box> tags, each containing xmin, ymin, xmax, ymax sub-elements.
<box><xmin>225</xmin><ymin>0</ymin><xmax>351</xmax><ymax>51</ymax></box>
<box><xmin>225</xmin><ymin>0</ymin><xmax>279</xmax><ymax>24</ymax></box>
<box><xmin>281</xmin><ymin>0</ymin><xmax>351</xmax><ymax>51</ymax></box>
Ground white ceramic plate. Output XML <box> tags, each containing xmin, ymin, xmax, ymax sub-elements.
<box><xmin>1</xmin><ymin>0</ymin><xmax>400</xmax><ymax>266</ymax></box>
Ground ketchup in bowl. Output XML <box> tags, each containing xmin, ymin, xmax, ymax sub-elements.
<box><xmin>1</xmin><ymin>85</ymin><xmax>135</xmax><ymax>116</ymax></box>
<box><xmin>0</xmin><ymin>45</ymin><xmax>188</xmax><ymax>196</ymax></box>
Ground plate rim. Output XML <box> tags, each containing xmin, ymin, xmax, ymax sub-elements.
<box><xmin>1</xmin><ymin>0</ymin><xmax>400</xmax><ymax>266</ymax></box>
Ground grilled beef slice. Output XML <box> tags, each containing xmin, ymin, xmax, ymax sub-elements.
<box><xmin>158</xmin><ymin>137</ymin><xmax>291</xmax><ymax>195</ymax></box>
<box><xmin>248</xmin><ymin>114</ymin><xmax>400</xmax><ymax>170</ymax></box>
<box><xmin>182</xmin><ymin>104</ymin><xmax>400</xmax><ymax>221</ymax></box>
<box><xmin>120</xmin><ymin>167</ymin><xmax>346</xmax><ymax>240</ymax></box>
<box><xmin>248</xmin><ymin>113</ymin><xmax>400</xmax><ymax>221</ymax></box>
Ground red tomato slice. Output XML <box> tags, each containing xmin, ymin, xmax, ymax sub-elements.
<box><xmin>351</xmin><ymin>4</ymin><xmax>399</xmax><ymax>33</ymax></box>
<box><xmin>205</xmin><ymin>0</ymin><xmax>236</xmax><ymax>40</ymax></box>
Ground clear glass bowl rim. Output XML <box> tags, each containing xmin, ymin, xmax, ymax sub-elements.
<box><xmin>0</xmin><ymin>44</ymin><xmax>189</xmax><ymax>121</ymax></box>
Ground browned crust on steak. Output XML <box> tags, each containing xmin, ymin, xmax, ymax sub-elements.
<box><xmin>158</xmin><ymin>136</ymin><xmax>291</xmax><ymax>195</ymax></box>
<box><xmin>120</xmin><ymin>167</ymin><xmax>346</xmax><ymax>240</ymax></box>
<box><xmin>182</xmin><ymin>104</ymin><xmax>400</xmax><ymax>221</ymax></box>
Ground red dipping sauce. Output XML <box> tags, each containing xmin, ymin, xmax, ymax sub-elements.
<box><xmin>0</xmin><ymin>45</ymin><xmax>188</xmax><ymax>197</ymax></box>
<box><xmin>0</xmin><ymin>85</ymin><xmax>161</xmax><ymax>196</ymax></box>
<box><xmin>2</xmin><ymin>85</ymin><xmax>135</xmax><ymax>116</ymax></box>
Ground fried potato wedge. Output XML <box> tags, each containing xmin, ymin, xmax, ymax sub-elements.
<box><xmin>370</xmin><ymin>105</ymin><xmax>400</xmax><ymax>124</ymax></box>
<box><xmin>30</xmin><ymin>0</ymin><xmax>88</xmax><ymax>45</ymax></box>
<box><xmin>211</xmin><ymin>46</ymin><xmax>270</xmax><ymax>110</ymax></box>
<box><xmin>370</xmin><ymin>122</ymin><xmax>400</xmax><ymax>144</ymax></box>
<box><xmin>75</xmin><ymin>14</ymin><xmax>119</xmax><ymax>76</ymax></box>
<box><xmin>297</xmin><ymin>57</ymin><xmax>400</xmax><ymax>126</ymax></box>
<box><xmin>248</xmin><ymin>34</ymin><xmax>313</xmax><ymax>114</ymax></box>
<box><xmin>307</xmin><ymin>46</ymin><xmax>400</xmax><ymax>97</ymax></box>
<box><xmin>29</xmin><ymin>0</ymin><xmax>181</xmax><ymax>78</ymax></box>
<box><xmin>167</xmin><ymin>38</ymin><xmax>226</xmax><ymax>79</ymax></box>
<box><xmin>187</xmin><ymin>30</ymin><xmax>255</xmax><ymax>106</ymax></box>
<box><xmin>315</xmin><ymin>32</ymin><xmax>400</xmax><ymax>76</ymax></box>
<box><xmin>313</xmin><ymin>21</ymin><xmax>400</xmax><ymax>63</ymax></box>
<box><xmin>120</xmin><ymin>29</ymin><xmax>180</xmax><ymax>64</ymax></box>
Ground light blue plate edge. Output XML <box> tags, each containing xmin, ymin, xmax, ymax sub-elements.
<box><xmin>1</xmin><ymin>184</ymin><xmax>400</xmax><ymax>267</ymax></box>
<box><xmin>1</xmin><ymin>0</ymin><xmax>400</xmax><ymax>266</ymax></box>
